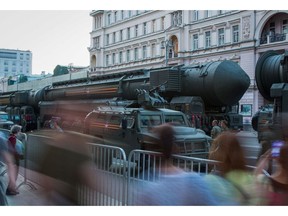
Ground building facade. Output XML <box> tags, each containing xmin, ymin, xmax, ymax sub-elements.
<box><xmin>0</xmin><ymin>48</ymin><xmax>32</xmax><ymax>78</ymax></box>
<box><xmin>88</xmin><ymin>10</ymin><xmax>288</xmax><ymax>124</ymax></box>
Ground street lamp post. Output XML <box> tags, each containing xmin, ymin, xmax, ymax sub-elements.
<box><xmin>161</xmin><ymin>39</ymin><xmax>173</xmax><ymax>66</ymax></box>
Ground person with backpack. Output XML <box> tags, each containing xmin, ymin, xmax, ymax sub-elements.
<box><xmin>254</xmin><ymin>144</ymin><xmax>288</xmax><ymax>205</ymax></box>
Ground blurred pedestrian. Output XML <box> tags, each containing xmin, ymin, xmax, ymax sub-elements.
<box><xmin>206</xmin><ymin>131</ymin><xmax>260</xmax><ymax>205</ymax></box>
<box><xmin>210</xmin><ymin>120</ymin><xmax>221</xmax><ymax>139</ymax></box>
<box><xmin>6</xmin><ymin>124</ymin><xmax>23</xmax><ymax>195</ymax></box>
<box><xmin>254</xmin><ymin>144</ymin><xmax>288</xmax><ymax>205</ymax></box>
<box><xmin>0</xmin><ymin>131</ymin><xmax>9</xmax><ymax>205</ymax></box>
<box><xmin>134</xmin><ymin>123</ymin><xmax>218</xmax><ymax>206</ymax></box>
<box><xmin>49</xmin><ymin>117</ymin><xmax>63</xmax><ymax>132</ymax></box>
<box><xmin>220</xmin><ymin>120</ymin><xmax>229</xmax><ymax>132</ymax></box>
<box><xmin>38</xmin><ymin>130</ymin><xmax>97</xmax><ymax>205</ymax></box>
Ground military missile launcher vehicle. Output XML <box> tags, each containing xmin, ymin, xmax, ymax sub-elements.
<box><xmin>252</xmin><ymin>50</ymin><xmax>288</xmax><ymax>142</ymax></box>
<box><xmin>0</xmin><ymin>60</ymin><xmax>250</xmax><ymax>135</ymax></box>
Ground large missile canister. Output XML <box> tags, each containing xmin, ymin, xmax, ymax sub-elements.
<box><xmin>255</xmin><ymin>50</ymin><xmax>288</xmax><ymax>101</ymax></box>
<box><xmin>151</xmin><ymin>61</ymin><xmax>250</xmax><ymax>107</ymax></box>
<box><xmin>39</xmin><ymin>60</ymin><xmax>250</xmax><ymax>107</ymax></box>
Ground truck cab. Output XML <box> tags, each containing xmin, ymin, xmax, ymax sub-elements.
<box><xmin>0</xmin><ymin>111</ymin><xmax>14</xmax><ymax>130</ymax></box>
<box><xmin>84</xmin><ymin>106</ymin><xmax>212</xmax><ymax>159</ymax></box>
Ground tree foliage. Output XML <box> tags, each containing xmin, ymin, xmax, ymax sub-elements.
<box><xmin>53</xmin><ymin>65</ymin><xmax>69</xmax><ymax>76</ymax></box>
<box><xmin>18</xmin><ymin>74</ymin><xmax>28</xmax><ymax>83</ymax></box>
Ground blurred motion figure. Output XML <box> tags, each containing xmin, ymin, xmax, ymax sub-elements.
<box><xmin>206</xmin><ymin>131</ymin><xmax>260</xmax><ymax>205</ymax></box>
<box><xmin>134</xmin><ymin>123</ymin><xmax>217</xmax><ymax>205</ymax></box>
<box><xmin>6</xmin><ymin>124</ymin><xmax>23</xmax><ymax>196</ymax></box>
<box><xmin>38</xmin><ymin>130</ymin><xmax>97</xmax><ymax>205</ymax></box>
<box><xmin>255</xmin><ymin>143</ymin><xmax>288</xmax><ymax>205</ymax></box>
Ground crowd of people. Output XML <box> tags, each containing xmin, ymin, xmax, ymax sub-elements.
<box><xmin>1</xmin><ymin>116</ymin><xmax>288</xmax><ymax>206</ymax></box>
<box><xmin>135</xmin><ymin>120</ymin><xmax>288</xmax><ymax>206</ymax></box>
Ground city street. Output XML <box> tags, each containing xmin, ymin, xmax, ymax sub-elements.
<box><xmin>236</xmin><ymin>130</ymin><xmax>260</xmax><ymax>167</ymax></box>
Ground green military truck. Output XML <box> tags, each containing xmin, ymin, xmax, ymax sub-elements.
<box><xmin>84</xmin><ymin>106</ymin><xmax>212</xmax><ymax>160</ymax></box>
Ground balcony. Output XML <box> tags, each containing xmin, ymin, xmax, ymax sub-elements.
<box><xmin>260</xmin><ymin>33</ymin><xmax>287</xmax><ymax>45</ymax></box>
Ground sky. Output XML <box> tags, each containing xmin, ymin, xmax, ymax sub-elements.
<box><xmin>0</xmin><ymin>10</ymin><xmax>91</xmax><ymax>74</ymax></box>
<box><xmin>0</xmin><ymin>0</ymin><xmax>273</xmax><ymax>75</ymax></box>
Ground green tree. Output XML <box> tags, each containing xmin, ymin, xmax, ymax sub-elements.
<box><xmin>7</xmin><ymin>76</ymin><xmax>15</xmax><ymax>85</ymax></box>
<box><xmin>18</xmin><ymin>74</ymin><xmax>28</xmax><ymax>83</ymax></box>
<box><xmin>53</xmin><ymin>65</ymin><xmax>69</xmax><ymax>76</ymax></box>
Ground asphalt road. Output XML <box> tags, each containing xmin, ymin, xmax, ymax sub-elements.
<box><xmin>236</xmin><ymin>130</ymin><xmax>260</xmax><ymax>167</ymax></box>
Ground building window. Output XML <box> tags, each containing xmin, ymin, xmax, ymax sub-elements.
<box><xmin>172</xmin><ymin>11</ymin><xmax>182</xmax><ymax>26</ymax></box>
<box><xmin>93</xmin><ymin>36</ymin><xmax>100</xmax><ymax>48</ymax></box>
<box><xmin>205</xmin><ymin>31</ymin><xmax>211</xmax><ymax>48</ymax></box>
<box><xmin>126</xmin><ymin>50</ymin><xmax>130</xmax><ymax>62</ymax></box>
<box><xmin>232</xmin><ymin>25</ymin><xmax>239</xmax><ymax>43</ymax></box>
<box><xmin>283</xmin><ymin>19</ymin><xmax>288</xmax><ymax>34</ymax></box>
<box><xmin>121</xmin><ymin>10</ymin><xmax>124</xmax><ymax>20</ymax></box>
<box><xmin>127</xmin><ymin>27</ymin><xmax>130</xmax><ymax>39</ymax></box>
<box><xmin>142</xmin><ymin>46</ymin><xmax>147</xmax><ymax>59</ymax></box>
<box><xmin>218</xmin><ymin>28</ymin><xmax>225</xmax><ymax>46</ymax></box>
<box><xmin>128</xmin><ymin>10</ymin><xmax>132</xmax><ymax>18</ymax></box>
<box><xmin>107</xmin><ymin>14</ymin><xmax>111</xmax><ymax>25</ymax></box>
<box><xmin>135</xmin><ymin>25</ymin><xmax>138</xmax><ymax>37</ymax></box>
<box><xmin>193</xmin><ymin>11</ymin><xmax>199</xmax><ymax>21</ymax></box>
<box><xmin>119</xmin><ymin>51</ymin><xmax>123</xmax><ymax>63</ymax></box>
<box><xmin>112</xmin><ymin>53</ymin><xmax>116</xmax><ymax>65</ymax></box>
<box><xmin>143</xmin><ymin>22</ymin><xmax>147</xmax><ymax>35</ymax></box>
<box><xmin>95</xmin><ymin>16</ymin><xmax>102</xmax><ymax>28</ymax></box>
<box><xmin>193</xmin><ymin>34</ymin><xmax>198</xmax><ymax>50</ymax></box>
<box><xmin>113</xmin><ymin>32</ymin><xmax>116</xmax><ymax>43</ymax></box>
<box><xmin>205</xmin><ymin>10</ymin><xmax>212</xmax><ymax>18</ymax></box>
<box><xmin>120</xmin><ymin>30</ymin><xmax>123</xmax><ymax>41</ymax></box>
<box><xmin>151</xmin><ymin>43</ymin><xmax>156</xmax><ymax>58</ymax></box>
<box><xmin>161</xmin><ymin>17</ymin><xmax>165</xmax><ymax>30</ymax></box>
<box><xmin>114</xmin><ymin>11</ymin><xmax>118</xmax><ymax>22</ymax></box>
<box><xmin>269</xmin><ymin>22</ymin><xmax>275</xmax><ymax>35</ymax></box>
<box><xmin>106</xmin><ymin>54</ymin><xmax>109</xmax><ymax>66</ymax></box>
<box><xmin>134</xmin><ymin>48</ymin><xmax>138</xmax><ymax>61</ymax></box>
<box><xmin>106</xmin><ymin>34</ymin><xmax>110</xmax><ymax>45</ymax></box>
<box><xmin>152</xmin><ymin>20</ymin><xmax>156</xmax><ymax>32</ymax></box>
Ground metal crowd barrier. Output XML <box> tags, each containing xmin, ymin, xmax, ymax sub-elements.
<box><xmin>126</xmin><ymin>149</ymin><xmax>219</xmax><ymax>205</ymax></box>
<box><xmin>78</xmin><ymin>143</ymin><xmax>127</xmax><ymax>205</ymax></box>
<box><xmin>19</xmin><ymin>132</ymin><xmax>257</xmax><ymax>206</ymax></box>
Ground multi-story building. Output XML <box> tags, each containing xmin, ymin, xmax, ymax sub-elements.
<box><xmin>88</xmin><ymin>10</ymin><xmax>288</xmax><ymax>124</ymax></box>
<box><xmin>0</xmin><ymin>48</ymin><xmax>32</xmax><ymax>78</ymax></box>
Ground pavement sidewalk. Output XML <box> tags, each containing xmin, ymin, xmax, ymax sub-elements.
<box><xmin>1</xmin><ymin>167</ymin><xmax>48</xmax><ymax>206</ymax></box>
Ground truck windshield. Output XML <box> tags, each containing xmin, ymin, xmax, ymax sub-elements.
<box><xmin>0</xmin><ymin>114</ymin><xmax>9</xmax><ymax>121</ymax></box>
<box><xmin>140</xmin><ymin>115</ymin><xmax>161</xmax><ymax>128</ymax></box>
<box><xmin>164</xmin><ymin>115</ymin><xmax>186</xmax><ymax>126</ymax></box>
